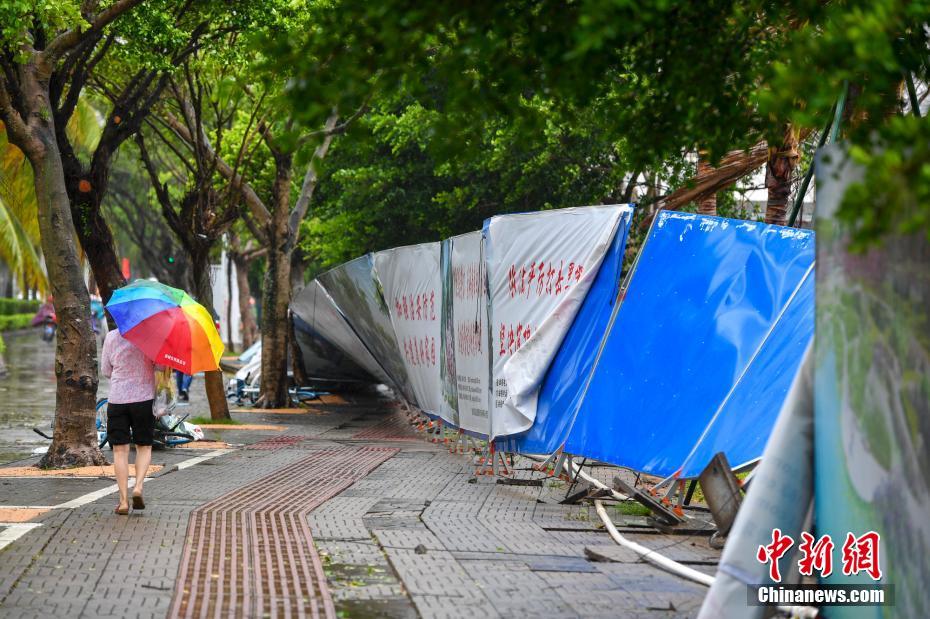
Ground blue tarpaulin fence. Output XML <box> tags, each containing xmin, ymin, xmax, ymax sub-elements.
<box><xmin>560</xmin><ymin>212</ymin><xmax>815</xmax><ymax>478</ymax></box>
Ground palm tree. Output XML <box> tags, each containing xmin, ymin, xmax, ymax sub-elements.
<box><xmin>0</xmin><ymin>98</ymin><xmax>102</xmax><ymax>294</ymax></box>
<box><xmin>0</xmin><ymin>129</ymin><xmax>45</xmax><ymax>292</ymax></box>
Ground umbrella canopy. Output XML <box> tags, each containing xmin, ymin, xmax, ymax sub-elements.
<box><xmin>106</xmin><ymin>280</ymin><xmax>224</xmax><ymax>374</ymax></box>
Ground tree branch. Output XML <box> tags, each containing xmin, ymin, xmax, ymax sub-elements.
<box><xmin>0</xmin><ymin>75</ymin><xmax>31</xmax><ymax>147</ymax></box>
<box><xmin>296</xmin><ymin>94</ymin><xmax>370</xmax><ymax>146</ymax></box>
<box><xmin>163</xmin><ymin>110</ymin><xmax>272</xmax><ymax>224</ymax></box>
<box><xmin>143</xmin><ymin>117</ymin><xmax>197</xmax><ymax>175</ymax></box>
<box><xmin>42</xmin><ymin>0</ymin><xmax>146</xmax><ymax>64</ymax></box>
<box><xmin>241</xmin><ymin>211</ymin><xmax>268</xmax><ymax>245</ymax></box>
<box><xmin>135</xmin><ymin>133</ymin><xmax>184</xmax><ymax>238</ymax></box>
<box><xmin>242</xmin><ymin>245</ymin><xmax>269</xmax><ymax>261</ymax></box>
<box><xmin>652</xmin><ymin>140</ymin><xmax>770</xmax><ymax>213</ymax></box>
<box><xmin>288</xmin><ymin>111</ymin><xmax>339</xmax><ymax>241</ymax></box>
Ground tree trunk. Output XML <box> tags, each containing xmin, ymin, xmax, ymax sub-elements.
<box><xmin>74</xmin><ymin>202</ymin><xmax>126</xmax><ymax>302</ymax></box>
<box><xmin>258</xmin><ymin>227</ymin><xmax>291</xmax><ymax>408</ymax></box>
<box><xmin>189</xmin><ymin>245</ymin><xmax>231</xmax><ymax>421</ymax></box>
<box><xmin>764</xmin><ymin>125</ymin><xmax>800</xmax><ymax>226</ymax></box>
<box><xmin>29</xmin><ymin>129</ymin><xmax>106</xmax><ymax>467</ymax></box>
<box><xmin>258</xmin><ymin>153</ymin><xmax>293</xmax><ymax>408</ymax></box>
<box><xmin>57</xmin><ymin>127</ymin><xmax>125</xmax><ymax>309</ymax></box>
<box><xmin>232</xmin><ymin>252</ymin><xmax>259</xmax><ymax>350</ymax></box>
<box><xmin>639</xmin><ymin>140</ymin><xmax>774</xmax><ymax>232</ymax></box>
<box><xmin>287</xmin><ymin>249</ymin><xmax>309</xmax><ymax>387</ymax></box>
<box><xmin>696</xmin><ymin>154</ymin><xmax>717</xmax><ymax>215</ymax></box>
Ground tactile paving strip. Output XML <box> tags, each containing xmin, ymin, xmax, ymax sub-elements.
<box><xmin>245</xmin><ymin>435</ymin><xmax>307</xmax><ymax>449</ymax></box>
<box><xmin>171</xmin><ymin>446</ymin><xmax>397</xmax><ymax>618</ymax></box>
<box><xmin>352</xmin><ymin>412</ymin><xmax>420</xmax><ymax>441</ymax></box>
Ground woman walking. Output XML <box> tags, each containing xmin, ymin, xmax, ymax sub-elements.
<box><xmin>101</xmin><ymin>327</ymin><xmax>157</xmax><ymax>515</ymax></box>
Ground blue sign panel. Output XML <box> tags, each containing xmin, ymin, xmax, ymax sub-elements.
<box><xmin>563</xmin><ymin>212</ymin><xmax>815</xmax><ymax>478</ymax></box>
<box><xmin>677</xmin><ymin>268</ymin><xmax>814</xmax><ymax>477</ymax></box>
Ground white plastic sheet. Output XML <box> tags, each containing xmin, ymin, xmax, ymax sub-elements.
<box><xmin>291</xmin><ymin>280</ymin><xmax>393</xmax><ymax>387</ymax></box>
<box><xmin>373</xmin><ymin>243</ymin><xmax>442</xmax><ymax>417</ymax></box>
<box><xmin>441</xmin><ymin>231</ymin><xmax>491</xmax><ymax>435</ymax></box>
<box><xmin>485</xmin><ymin>205</ymin><xmax>631</xmax><ymax>438</ymax></box>
<box><xmin>317</xmin><ymin>255</ymin><xmax>418</xmax><ymax>402</ymax></box>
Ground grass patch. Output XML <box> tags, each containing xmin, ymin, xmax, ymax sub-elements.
<box><xmin>189</xmin><ymin>416</ymin><xmax>243</xmax><ymax>425</ymax></box>
<box><xmin>614</xmin><ymin>501</ymin><xmax>651</xmax><ymax>517</ymax></box>
<box><xmin>0</xmin><ymin>313</ymin><xmax>37</xmax><ymax>331</ymax></box>
<box><xmin>688</xmin><ymin>470</ymin><xmax>750</xmax><ymax>505</ymax></box>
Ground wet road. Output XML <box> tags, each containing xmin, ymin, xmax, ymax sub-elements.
<box><xmin>0</xmin><ymin>329</ymin><xmax>109</xmax><ymax>464</ymax></box>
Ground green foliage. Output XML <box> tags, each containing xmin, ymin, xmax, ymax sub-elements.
<box><xmin>0</xmin><ymin>312</ymin><xmax>34</xmax><ymax>331</ymax></box>
<box><xmin>0</xmin><ymin>128</ymin><xmax>46</xmax><ymax>291</ymax></box>
<box><xmin>0</xmin><ymin>0</ymin><xmax>84</xmax><ymax>51</ymax></box>
<box><xmin>301</xmin><ymin>93</ymin><xmax>658</xmax><ymax>273</ymax></box>
<box><xmin>189</xmin><ymin>415</ymin><xmax>241</xmax><ymax>426</ymax></box>
<box><xmin>839</xmin><ymin>125</ymin><xmax>930</xmax><ymax>252</ymax></box>
<box><xmin>274</xmin><ymin>1</ymin><xmax>790</xmax><ymax>161</ymax></box>
<box><xmin>759</xmin><ymin>0</ymin><xmax>930</xmax><ymax>249</ymax></box>
<box><xmin>279</xmin><ymin>0</ymin><xmax>930</xmax><ymax>248</ymax></box>
<box><xmin>0</xmin><ymin>297</ymin><xmax>39</xmax><ymax>315</ymax></box>
<box><xmin>614</xmin><ymin>501</ymin><xmax>651</xmax><ymax>517</ymax></box>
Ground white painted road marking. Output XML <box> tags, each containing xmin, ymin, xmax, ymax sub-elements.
<box><xmin>2</xmin><ymin>448</ymin><xmax>232</xmax><ymax>511</ymax></box>
<box><xmin>0</xmin><ymin>449</ymin><xmax>233</xmax><ymax>553</ymax></box>
<box><xmin>0</xmin><ymin>523</ymin><xmax>42</xmax><ymax>551</ymax></box>
<box><xmin>0</xmin><ymin>506</ymin><xmax>55</xmax><ymax>510</ymax></box>
<box><xmin>174</xmin><ymin>449</ymin><xmax>231</xmax><ymax>471</ymax></box>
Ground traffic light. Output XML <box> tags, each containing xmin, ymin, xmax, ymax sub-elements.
<box><xmin>167</xmin><ymin>256</ymin><xmax>175</xmax><ymax>264</ymax></box>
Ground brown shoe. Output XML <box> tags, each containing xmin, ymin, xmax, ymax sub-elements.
<box><xmin>132</xmin><ymin>494</ymin><xmax>145</xmax><ymax>510</ymax></box>
<box><xmin>115</xmin><ymin>504</ymin><xmax>130</xmax><ymax>515</ymax></box>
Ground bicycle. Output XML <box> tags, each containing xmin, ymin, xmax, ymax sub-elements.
<box><xmin>95</xmin><ymin>398</ymin><xmax>196</xmax><ymax>449</ymax></box>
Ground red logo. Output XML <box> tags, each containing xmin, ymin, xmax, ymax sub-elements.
<box><xmin>756</xmin><ymin>528</ymin><xmax>794</xmax><ymax>582</ymax></box>
<box><xmin>757</xmin><ymin>529</ymin><xmax>882</xmax><ymax>582</ymax></box>
<box><xmin>841</xmin><ymin>531</ymin><xmax>882</xmax><ymax>580</ymax></box>
<box><xmin>798</xmin><ymin>532</ymin><xmax>834</xmax><ymax>578</ymax></box>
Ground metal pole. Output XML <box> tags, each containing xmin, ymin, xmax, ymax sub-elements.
<box><xmin>905</xmin><ymin>72</ymin><xmax>921</xmax><ymax>118</ymax></box>
<box><xmin>787</xmin><ymin>82</ymin><xmax>849</xmax><ymax>227</ymax></box>
<box><xmin>786</xmin><ymin>118</ymin><xmax>831</xmax><ymax>227</ymax></box>
<box><xmin>828</xmin><ymin>80</ymin><xmax>849</xmax><ymax>144</ymax></box>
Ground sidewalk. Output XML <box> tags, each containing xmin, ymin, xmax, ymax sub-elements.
<box><xmin>0</xmin><ymin>389</ymin><xmax>718</xmax><ymax>618</ymax></box>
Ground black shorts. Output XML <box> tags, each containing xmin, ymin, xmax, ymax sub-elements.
<box><xmin>107</xmin><ymin>400</ymin><xmax>155</xmax><ymax>446</ymax></box>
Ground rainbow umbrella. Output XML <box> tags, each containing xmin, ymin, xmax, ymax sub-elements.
<box><xmin>105</xmin><ymin>280</ymin><xmax>224</xmax><ymax>374</ymax></box>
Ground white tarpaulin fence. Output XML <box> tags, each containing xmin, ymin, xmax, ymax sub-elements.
<box><xmin>291</xmin><ymin>280</ymin><xmax>394</xmax><ymax>386</ymax></box>
<box><xmin>442</xmin><ymin>231</ymin><xmax>491</xmax><ymax>435</ymax></box>
<box><xmin>373</xmin><ymin>243</ymin><xmax>442</xmax><ymax>417</ymax></box>
<box><xmin>294</xmin><ymin>205</ymin><xmax>632</xmax><ymax>440</ymax></box>
<box><xmin>316</xmin><ymin>255</ymin><xmax>418</xmax><ymax>403</ymax></box>
<box><xmin>484</xmin><ymin>205</ymin><xmax>632</xmax><ymax>438</ymax></box>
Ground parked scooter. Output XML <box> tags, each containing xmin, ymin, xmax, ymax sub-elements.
<box><xmin>41</xmin><ymin>316</ymin><xmax>56</xmax><ymax>342</ymax></box>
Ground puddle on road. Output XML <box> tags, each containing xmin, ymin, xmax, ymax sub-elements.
<box><xmin>326</xmin><ymin>562</ymin><xmax>397</xmax><ymax>586</ymax></box>
<box><xmin>0</xmin><ymin>330</ymin><xmax>108</xmax><ymax>464</ymax></box>
<box><xmin>324</xmin><ymin>562</ymin><xmax>417</xmax><ymax>618</ymax></box>
<box><xmin>337</xmin><ymin>598</ymin><xmax>417</xmax><ymax>619</ymax></box>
